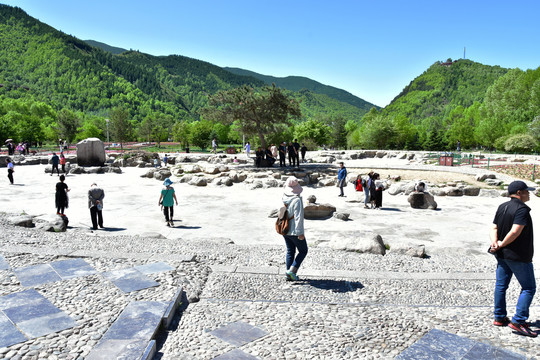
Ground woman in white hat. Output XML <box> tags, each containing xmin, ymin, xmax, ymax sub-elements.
<box><xmin>159</xmin><ymin>178</ymin><xmax>178</xmax><ymax>227</ymax></box>
<box><xmin>282</xmin><ymin>176</ymin><xmax>308</xmax><ymax>281</ymax></box>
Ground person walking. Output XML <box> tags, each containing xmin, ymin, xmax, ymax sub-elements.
<box><xmin>281</xmin><ymin>176</ymin><xmax>308</xmax><ymax>281</ymax></box>
<box><xmin>51</xmin><ymin>152</ymin><xmax>60</xmax><ymax>176</ymax></box>
<box><xmin>88</xmin><ymin>183</ymin><xmax>105</xmax><ymax>230</ymax></box>
<box><xmin>363</xmin><ymin>171</ymin><xmax>374</xmax><ymax>208</ymax></box>
<box><xmin>300</xmin><ymin>143</ymin><xmax>307</xmax><ymax>163</ymax></box>
<box><xmin>163</xmin><ymin>154</ymin><xmax>168</xmax><ymax>167</ymax></box>
<box><xmin>212</xmin><ymin>138</ymin><xmax>217</xmax><ymax>154</ymax></box>
<box><xmin>55</xmin><ymin>175</ymin><xmax>69</xmax><ymax>215</ymax></box>
<box><xmin>489</xmin><ymin>180</ymin><xmax>537</xmax><ymax>337</ymax></box>
<box><xmin>159</xmin><ymin>178</ymin><xmax>178</xmax><ymax>227</ymax></box>
<box><xmin>6</xmin><ymin>158</ymin><xmax>14</xmax><ymax>185</ymax></box>
<box><xmin>244</xmin><ymin>142</ymin><xmax>251</xmax><ymax>158</ymax></box>
<box><xmin>337</xmin><ymin>162</ymin><xmax>347</xmax><ymax>197</ymax></box>
<box><xmin>60</xmin><ymin>153</ymin><xmax>67</xmax><ymax>173</ymax></box>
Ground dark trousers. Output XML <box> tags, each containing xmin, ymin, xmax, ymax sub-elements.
<box><xmin>52</xmin><ymin>164</ymin><xmax>60</xmax><ymax>175</ymax></box>
<box><xmin>7</xmin><ymin>169</ymin><xmax>13</xmax><ymax>184</ymax></box>
<box><xmin>288</xmin><ymin>153</ymin><xmax>296</xmax><ymax>166</ymax></box>
<box><xmin>295</xmin><ymin>154</ymin><xmax>300</xmax><ymax>167</ymax></box>
<box><xmin>61</xmin><ymin>164</ymin><xmax>66</xmax><ymax>173</ymax></box>
<box><xmin>279</xmin><ymin>155</ymin><xmax>285</xmax><ymax>167</ymax></box>
<box><xmin>90</xmin><ymin>206</ymin><xmax>103</xmax><ymax>229</ymax></box>
<box><xmin>374</xmin><ymin>190</ymin><xmax>383</xmax><ymax>208</ymax></box>
<box><xmin>163</xmin><ymin>206</ymin><xmax>174</xmax><ymax>221</ymax></box>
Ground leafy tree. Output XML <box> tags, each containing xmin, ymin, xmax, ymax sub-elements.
<box><xmin>190</xmin><ymin>120</ymin><xmax>213</xmax><ymax>150</ymax></box>
<box><xmin>328</xmin><ymin>115</ymin><xmax>348</xmax><ymax>149</ymax></box>
<box><xmin>172</xmin><ymin>120</ymin><xmax>192</xmax><ymax>148</ymax></box>
<box><xmin>139</xmin><ymin>116</ymin><xmax>155</xmax><ymax>143</ymax></box>
<box><xmin>212</xmin><ymin>122</ymin><xmax>230</xmax><ymax>144</ymax></box>
<box><xmin>294</xmin><ymin>118</ymin><xmax>331</xmax><ymax>146</ymax></box>
<box><xmin>202</xmin><ymin>84</ymin><xmax>301</xmax><ymax>149</ymax></box>
<box><xmin>109</xmin><ymin>106</ymin><xmax>132</xmax><ymax>151</ymax></box>
<box><xmin>56</xmin><ymin>109</ymin><xmax>79</xmax><ymax>146</ymax></box>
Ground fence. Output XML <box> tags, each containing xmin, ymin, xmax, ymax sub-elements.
<box><xmin>428</xmin><ymin>152</ymin><xmax>540</xmax><ymax>181</ymax></box>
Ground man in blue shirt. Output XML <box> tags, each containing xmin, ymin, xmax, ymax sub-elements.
<box><xmin>50</xmin><ymin>153</ymin><xmax>60</xmax><ymax>176</ymax></box>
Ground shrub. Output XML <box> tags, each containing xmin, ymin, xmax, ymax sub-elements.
<box><xmin>504</xmin><ymin>134</ymin><xmax>538</xmax><ymax>154</ymax></box>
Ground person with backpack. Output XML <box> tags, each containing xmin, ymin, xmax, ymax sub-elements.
<box><xmin>281</xmin><ymin>176</ymin><xmax>307</xmax><ymax>281</ymax></box>
<box><xmin>159</xmin><ymin>178</ymin><xmax>178</xmax><ymax>227</ymax></box>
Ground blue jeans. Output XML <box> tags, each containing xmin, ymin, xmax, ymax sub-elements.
<box><xmin>494</xmin><ymin>258</ymin><xmax>536</xmax><ymax>323</ymax></box>
<box><xmin>364</xmin><ymin>188</ymin><xmax>370</xmax><ymax>205</ymax></box>
<box><xmin>283</xmin><ymin>235</ymin><xmax>308</xmax><ymax>270</ymax></box>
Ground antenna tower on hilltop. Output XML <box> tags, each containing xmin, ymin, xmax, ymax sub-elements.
<box><xmin>464</xmin><ymin>47</ymin><xmax>466</xmax><ymax>59</ymax></box>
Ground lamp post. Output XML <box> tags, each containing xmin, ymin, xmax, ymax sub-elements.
<box><xmin>105</xmin><ymin>118</ymin><xmax>109</xmax><ymax>145</ymax></box>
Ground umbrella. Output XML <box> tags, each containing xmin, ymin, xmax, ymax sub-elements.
<box><xmin>5</xmin><ymin>139</ymin><xmax>13</xmax><ymax>143</ymax></box>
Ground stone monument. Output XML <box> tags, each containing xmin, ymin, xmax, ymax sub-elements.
<box><xmin>77</xmin><ymin>138</ymin><xmax>106</xmax><ymax>166</ymax></box>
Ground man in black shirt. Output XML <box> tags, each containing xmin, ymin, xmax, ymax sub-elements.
<box><xmin>293</xmin><ymin>139</ymin><xmax>300</xmax><ymax>167</ymax></box>
<box><xmin>287</xmin><ymin>142</ymin><xmax>296</xmax><ymax>167</ymax></box>
<box><xmin>490</xmin><ymin>180</ymin><xmax>537</xmax><ymax>337</ymax></box>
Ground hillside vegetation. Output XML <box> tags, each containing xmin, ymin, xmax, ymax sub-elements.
<box><xmin>0</xmin><ymin>4</ymin><xmax>370</xmax><ymax>148</ymax></box>
<box><xmin>348</xmin><ymin>59</ymin><xmax>540</xmax><ymax>152</ymax></box>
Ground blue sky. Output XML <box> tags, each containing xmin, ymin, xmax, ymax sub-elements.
<box><xmin>3</xmin><ymin>0</ymin><xmax>540</xmax><ymax>107</ymax></box>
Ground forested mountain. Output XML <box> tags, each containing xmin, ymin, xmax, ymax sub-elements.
<box><xmin>383</xmin><ymin>59</ymin><xmax>508</xmax><ymax>122</ymax></box>
<box><xmin>84</xmin><ymin>40</ymin><xmax>127</xmax><ymax>55</ymax></box>
<box><xmin>225</xmin><ymin>67</ymin><xmax>378</xmax><ymax>111</ymax></box>
<box><xmin>0</xmin><ymin>4</ymin><xmax>370</xmax><ymax>146</ymax></box>
<box><xmin>348</xmin><ymin>59</ymin><xmax>540</xmax><ymax>152</ymax></box>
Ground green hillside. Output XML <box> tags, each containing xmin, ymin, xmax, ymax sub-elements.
<box><xmin>383</xmin><ymin>59</ymin><xmax>508</xmax><ymax>122</ymax></box>
<box><xmin>0</xmin><ymin>4</ymin><xmax>371</xmax><ymax>147</ymax></box>
<box><xmin>225</xmin><ymin>67</ymin><xmax>378</xmax><ymax>111</ymax></box>
<box><xmin>84</xmin><ymin>39</ymin><xmax>127</xmax><ymax>55</ymax></box>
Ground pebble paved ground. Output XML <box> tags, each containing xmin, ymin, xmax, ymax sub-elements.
<box><xmin>1</xmin><ymin>217</ymin><xmax>539</xmax><ymax>359</ymax></box>
<box><xmin>1</xmin><ymin>153</ymin><xmax>539</xmax><ymax>359</ymax></box>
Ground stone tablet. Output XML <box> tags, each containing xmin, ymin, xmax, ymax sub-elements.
<box><xmin>76</xmin><ymin>137</ymin><xmax>106</xmax><ymax>166</ymax></box>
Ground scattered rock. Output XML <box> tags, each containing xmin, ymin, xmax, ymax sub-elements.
<box><xmin>304</xmin><ymin>203</ymin><xmax>336</xmax><ymax>219</ymax></box>
<box><xmin>390</xmin><ymin>244</ymin><xmax>426</xmax><ymax>258</ymax></box>
<box><xmin>407</xmin><ymin>192</ymin><xmax>437</xmax><ymax>210</ymax></box>
<box><xmin>307</xmin><ymin>195</ymin><xmax>317</xmax><ymax>204</ymax></box>
<box><xmin>326</xmin><ymin>232</ymin><xmax>386</xmax><ymax>255</ymax></box>
<box><xmin>445</xmin><ymin>187</ymin><xmax>463</xmax><ymax>196</ymax></box>
<box><xmin>462</xmin><ymin>186</ymin><xmax>481</xmax><ymax>196</ymax></box>
<box><xmin>188</xmin><ymin>177</ymin><xmax>207</xmax><ymax>187</ymax></box>
<box><xmin>333</xmin><ymin>212</ymin><xmax>350</xmax><ymax>221</ymax></box>
<box><xmin>268</xmin><ymin>209</ymin><xmax>278</xmax><ymax>218</ymax></box>
<box><xmin>10</xmin><ymin>215</ymin><xmax>34</xmax><ymax>228</ymax></box>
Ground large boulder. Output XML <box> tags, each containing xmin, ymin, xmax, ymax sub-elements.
<box><xmin>326</xmin><ymin>232</ymin><xmax>386</xmax><ymax>255</ymax></box>
<box><xmin>188</xmin><ymin>177</ymin><xmax>208</xmax><ymax>186</ymax></box>
<box><xmin>36</xmin><ymin>214</ymin><xmax>68</xmax><ymax>232</ymax></box>
<box><xmin>76</xmin><ymin>138</ymin><xmax>106</xmax><ymax>166</ymax></box>
<box><xmin>445</xmin><ymin>187</ymin><xmax>463</xmax><ymax>196</ymax></box>
<box><xmin>154</xmin><ymin>170</ymin><xmax>172</xmax><ymax>181</ymax></box>
<box><xmin>407</xmin><ymin>192</ymin><xmax>437</xmax><ymax>210</ymax></box>
<box><xmin>304</xmin><ymin>203</ymin><xmax>336</xmax><ymax>219</ymax></box>
<box><xmin>463</xmin><ymin>186</ymin><xmax>481</xmax><ymax>196</ymax></box>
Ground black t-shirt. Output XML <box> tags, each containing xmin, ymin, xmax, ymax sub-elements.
<box><xmin>493</xmin><ymin>198</ymin><xmax>534</xmax><ymax>262</ymax></box>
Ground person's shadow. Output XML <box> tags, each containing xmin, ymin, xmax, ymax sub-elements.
<box><xmin>300</xmin><ymin>279</ymin><xmax>364</xmax><ymax>293</ymax></box>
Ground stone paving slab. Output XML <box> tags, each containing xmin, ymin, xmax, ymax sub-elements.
<box><xmin>86</xmin><ymin>301</ymin><xmax>169</xmax><ymax>360</ymax></box>
<box><xmin>102</xmin><ymin>268</ymin><xmax>160</xmax><ymax>293</ymax></box>
<box><xmin>0</xmin><ymin>289</ymin><xmax>76</xmax><ymax>343</ymax></box>
<box><xmin>49</xmin><ymin>258</ymin><xmax>97</xmax><ymax>279</ymax></box>
<box><xmin>134</xmin><ymin>261</ymin><xmax>175</xmax><ymax>275</ymax></box>
<box><xmin>0</xmin><ymin>312</ymin><xmax>28</xmax><ymax>348</ymax></box>
<box><xmin>396</xmin><ymin>328</ymin><xmax>526</xmax><ymax>360</ymax></box>
<box><xmin>209</xmin><ymin>321</ymin><xmax>268</xmax><ymax>347</ymax></box>
<box><xmin>0</xmin><ymin>254</ymin><xmax>9</xmax><ymax>270</ymax></box>
<box><xmin>13</xmin><ymin>263</ymin><xmax>62</xmax><ymax>287</ymax></box>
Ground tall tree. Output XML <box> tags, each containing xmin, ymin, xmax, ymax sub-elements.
<box><xmin>202</xmin><ymin>84</ymin><xmax>301</xmax><ymax>149</ymax></box>
<box><xmin>56</xmin><ymin>109</ymin><xmax>79</xmax><ymax>146</ymax></box>
<box><xmin>109</xmin><ymin>106</ymin><xmax>132</xmax><ymax>151</ymax></box>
